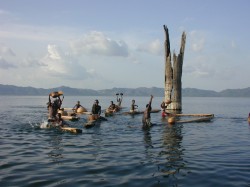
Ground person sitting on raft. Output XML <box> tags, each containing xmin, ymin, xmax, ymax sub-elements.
<box><xmin>142</xmin><ymin>95</ymin><xmax>153</xmax><ymax>129</ymax></box>
<box><xmin>55</xmin><ymin>113</ymin><xmax>69</xmax><ymax>127</ymax></box>
<box><xmin>161</xmin><ymin>100</ymin><xmax>172</xmax><ymax>117</ymax></box>
<box><xmin>90</xmin><ymin>99</ymin><xmax>101</xmax><ymax>119</ymax></box>
<box><xmin>130</xmin><ymin>99</ymin><xmax>138</xmax><ymax>112</ymax></box>
<box><xmin>107</xmin><ymin>101</ymin><xmax>117</xmax><ymax>112</ymax></box>
<box><xmin>72</xmin><ymin>101</ymin><xmax>83</xmax><ymax>112</ymax></box>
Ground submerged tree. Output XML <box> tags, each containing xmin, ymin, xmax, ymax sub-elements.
<box><xmin>163</xmin><ymin>25</ymin><xmax>186</xmax><ymax>110</ymax></box>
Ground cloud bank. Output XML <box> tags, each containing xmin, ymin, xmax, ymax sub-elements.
<box><xmin>70</xmin><ymin>31</ymin><xmax>129</xmax><ymax>57</ymax></box>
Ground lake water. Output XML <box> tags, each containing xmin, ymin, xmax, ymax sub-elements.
<box><xmin>0</xmin><ymin>96</ymin><xmax>250</xmax><ymax>187</ymax></box>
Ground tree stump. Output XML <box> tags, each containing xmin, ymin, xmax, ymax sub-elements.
<box><xmin>163</xmin><ymin>25</ymin><xmax>186</xmax><ymax>110</ymax></box>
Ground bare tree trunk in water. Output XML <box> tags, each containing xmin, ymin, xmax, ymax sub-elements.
<box><xmin>163</xmin><ymin>25</ymin><xmax>173</xmax><ymax>104</ymax></box>
<box><xmin>163</xmin><ymin>25</ymin><xmax>186</xmax><ymax>110</ymax></box>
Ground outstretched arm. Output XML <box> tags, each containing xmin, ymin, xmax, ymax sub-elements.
<box><xmin>48</xmin><ymin>95</ymin><xmax>51</xmax><ymax>104</ymax></box>
<box><xmin>148</xmin><ymin>95</ymin><xmax>153</xmax><ymax>106</ymax></box>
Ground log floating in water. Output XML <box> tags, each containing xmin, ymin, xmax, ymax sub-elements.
<box><xmin>166</xmin><ymin>113</ymin><xmax>214</xmax><ymax>124</ymax></box>
<box><xmin>63</xmin><ymin>108</ymin><xmax>91</xmax><ymax>115</ymax></box>
<box><xmin>84</xmin><ymin>121</ymin><xmax>95</xmax><ymax>128</ymax></box>
<box><xmin>123</xmin><ymin>109</ymin><xmax>160</xmax><ymax>115</ymax></box>
<box><xmin>60</xmin><ymin>127</ymin><xmax>82</xmax><ymax>133</ymax></box>
<box><xmin>176</xmin><ymin>116</ymin><xmax>214</xmax><ymax>123</ymax></box>
<box><xmin>61</xmin><ymin>115</ymin><xmax>79</xmax><ymax>121</ymax></box>
<box><xmin>174</xmin><ymin>113</ymin><xmax>214</xmax><ymax>117</ymax></box>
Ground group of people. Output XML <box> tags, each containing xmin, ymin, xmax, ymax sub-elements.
<box><xmin>47</xmin><ymin>91</ymin><xmax>172</xmax><ymax>129</ymax></box>
<box><xmin>106</xmin><ymin>93</ymin><xmax>123</xmax><ymax>113</ymax></box>
<box><xmin>90</xmin><ymin>95</ymin><xmax>171</xmax><ymax>129</ymax></box>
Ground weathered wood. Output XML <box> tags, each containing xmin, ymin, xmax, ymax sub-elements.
<box><xmin>123</xmin><ymin>109</ymin><xmax>161</xmax><ymax>115</ymax></box>
<box><xmin>163</xmin><ymin>25</ymin><xmax>173</xmax><ymax>104</ymax></box>
<box><xmin>163</xmin><ymin>25</ymin><xmax>186</xmax><ymax>110</ymax></box>
<box><xmin>176</xmin><ymin>116</ymin><xmax>213</xmax><ymax>123</ymax></box>
<box><xmin>175</xmin><ymin>113</ymin><xmax>214</xmax><ymax>117</ymax></box>
<box><xmin>60</xmin><ymin>127</ymin><xmax>82</xmax><ymax>133</ymax></box>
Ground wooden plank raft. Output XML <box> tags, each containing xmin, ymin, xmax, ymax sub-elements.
<box><xmin>61</xmin><ymin>127</ymin><xmax>82</xmax><ymax>133</ymax></box>
<box><xmin>176</xmin><ymin>116</ymin><xmax>214</xmax><ymax>123</ymax></box>
<box><xmin>123</xmin><ymin>109</ymin><xmax>161</xmax><ymax>115</ymax></box>
<box><xmin>174</xmin><ymin>113</ymin><xmax>214</xmax><ymax>117</ymax></box>
<box><xmin>167</xmin><ymin>114</ymin><xmax>214</xmax><ymax>124</ymax></box>
<box><xmin>84</xmin><ymin>121</ymin><xmax>96</xmax><ymax>128</ymax></box>
<box><xmin>61</xmin><ymin>115</ymin><xmax>79</xmax><ymax>121</ymax></box>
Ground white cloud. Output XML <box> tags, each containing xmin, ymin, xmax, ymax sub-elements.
<box><xmin>189</xmin><ymin>30</ymin><xmax>205</xmax><ymax>52</ymax></box>
<box><xmin>47</xmin><ymin>45</ymin><xmax>62</xmax><ymax>60</ymax></box>
<box><xmin>70</xmin><ymin>31</ymin><xmax>129</xmax><ymax>57</ymax></box>
<box><xmin>0</xmin><ymin>56</ymin><xmax>16</xmax><ymax>69</ymax></box>
<box><xmin>137</xmin><ymin>39</ymin><xmax>163</xmax><ymax>55</ymax></box>
<box><xmin>41</xmin><ymin>44</ymin><xmax>90</xmax><ymax>80</ymax></box>
<box><xmin>0</xmin><ymin>44</ymin><xmax>15</xmax><ymax>56</ymax></box>
<box><xmin>0</xmin><ymin>44</ymin><xmax>17</xmax><ymax>69</ymax></box>
<box><xmin>184</xmin><ymin>55</ymin><xmax>214</xmax><ymax>78</ymax></box>
<box><xmin>22</xmin><ymin>56</ymin><xmax>46</xmax><ymax>67</ymax></box>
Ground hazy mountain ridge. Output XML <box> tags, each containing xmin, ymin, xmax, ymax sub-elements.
<box><xmin>1</xmin><ymin>84</ymin><xmax>250</xmax><ymax>97</ymax></box>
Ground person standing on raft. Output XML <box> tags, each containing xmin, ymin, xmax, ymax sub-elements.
<box><xmin>47</xmin><ymin>94</ymin><xmax>63</xmax><ymax>121</ymax></box>
<box><xmin>116</xmin><ymin>93</ymin><xmax>123</xmax><ymax>107</ymax></box>
<box><xmin>142</xmin><ymin>95</ymin><xmax>153</xmax><ymax>128</ymax></box>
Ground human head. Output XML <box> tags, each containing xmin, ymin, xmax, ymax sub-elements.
<box><xmin>110</xmin><ymin>101</ymin><xmax>113</xmax><ymax>104</ymax></box>
<box><xmin>132</xmin><ymin>99</ymin><xmax>135</xmax><ymax>103</ymax></box>
<box><xmin>95</xmin><ymin>99</ymin><xmax>99</xmax><ymax>104</ymax></box>
<box><xmin>77</xmin><ymin>101</ymin><xmax>80</xmax><ymax>104</ymax></box>
<box><xmin>57</xmin><ymin>113</ymin><xmax>62</xmax><ymax>118</ymax></box>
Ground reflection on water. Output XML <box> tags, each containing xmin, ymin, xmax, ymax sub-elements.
<box><xmin>142</xmin><ymin>121</ymin><xmax>186</xmax><ymax>185</ymax></box>
<box><xmin>160</xmin><ymin>124</ymin><xmax>184</xmax><ymax>177</ymax></box>
<box><xmin>48</xmin><ymin>134</ymin><xmax>64</xmax><ymax>164</ymax></box>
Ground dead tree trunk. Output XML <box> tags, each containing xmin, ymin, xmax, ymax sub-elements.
<box><xmin>164</xmin><ymin>25</ymin><xmax>173</xmax><ymax>104</ymax></box>
<box><xmin>163</xmin><ymin>25</ymin><xmax>186</xmax><ymax>110</ymax></box>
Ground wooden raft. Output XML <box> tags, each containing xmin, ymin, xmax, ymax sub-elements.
<box><xmin>63</xmin><ymin>108</ymin><xmax>91</xmax><ymax>115</ymax></box>
<box><xmin>168</xmin><ymin>114</ymin><xmax>214</xmax><ymax>124</ymax></box>
<box><xmin>61</xmin><ymin>115</ymin><xmax>79</xmax><ymax>121</ymax></box>
<box><xmin>123</xmin><ymin>109</ymin><xmax>161</xmax><ymax>115</ymax></box>
<box><xmin>84</xmin><ymin>121</ymin><xmax>96</xmax><ymax>128</ymax></box>
<box><xmin>174</xmin><ymin>113</ymin><xmax>214</xmax><ymax>117</ymax></box>
<box><xmin>176</xmin><ymin>116</ymin><xmax>214</xmax><ymax>123</ymax></box>
<box><xmin>61</xmin><ymin>127</ymin><xmax>82</xmax><ymax>133</ymax></box>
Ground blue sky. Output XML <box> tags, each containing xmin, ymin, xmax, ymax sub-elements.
<box><xmin>0</xmin><ymin>0</ymin><xmax>249</xmax><ymax>91</ymax></box>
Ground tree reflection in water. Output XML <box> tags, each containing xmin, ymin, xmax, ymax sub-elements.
<box><xmin>143</xmin><ymin>123</ymin><xmax>186</xmax><ymax>185</ymax></box>
<box><xmin>159</xmin><ymin>124</ymin><xmax>184</xmax><ymax>175</ymax></box>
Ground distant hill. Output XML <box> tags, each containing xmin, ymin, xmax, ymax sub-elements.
<box><xmin>1</xmin><ymin>84</ymin><xmax>250</xmax><ymax>97</ymax></box>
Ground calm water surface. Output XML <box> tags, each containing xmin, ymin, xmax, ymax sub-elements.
<box><xmin>0</xmin><ymin>96</ymin><xmax>250</xmax><ymax>187</ymax></box>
